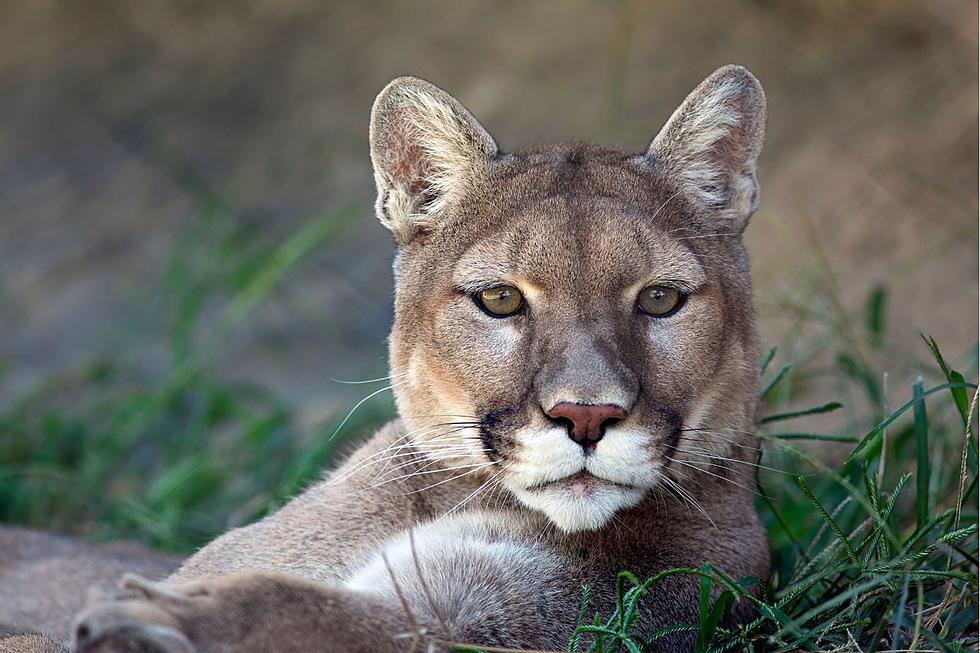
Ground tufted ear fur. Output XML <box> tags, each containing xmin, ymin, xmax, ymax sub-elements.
<box><xmin>369</xmin><ymin>77</ymin><xmax>498</xmax><ymax>244</ymax></box>
<box><xmin>647</xmin><ymin>65</ymin><xmax>766</xmax><ymax>232</ymax></box>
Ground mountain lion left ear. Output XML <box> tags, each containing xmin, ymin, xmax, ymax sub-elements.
<box><xmin>646</xmin><ymin>65</ymin><xmax>766</xmax><ymax>232</ymax></box>
<box><xmin>369</xmin><ymin>77</ymin><xmax>498</xmax><ymax>245</ymax></box>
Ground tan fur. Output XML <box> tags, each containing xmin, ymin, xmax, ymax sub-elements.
<box><xmin>1</xmin><ymin>65</ymin><xmax>770</xmax><ymax>653</ymax></box>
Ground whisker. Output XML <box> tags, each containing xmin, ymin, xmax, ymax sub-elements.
<box><xmin>657</xmin><ymin>477</ymin><xmax>687</xmax><ymax>511</ymax></box>
<box><xmin>678</xmin><ymin>428</ymin><xmax>761</xmax><ymax>451</ymax></box>
<box><xmin>684</xmin><ymin>425</ymin><xmax>759</xmax><ymax>436</ymax></box>
<box><xmin>673</xmin><ymin>231</ymin><xmax>742</xmax><ymax>240</ymax></box>
<box><xmin>675</xmin><ymin>446</ymin><xmax>790</xmax><ymax>476</ymax></box>
<box><xmin>328</xmin><ymin>378</ymin><xmax>411</xmax><ymax>442</ymax></box>
<box><xmin>371</xmin><ymin>425</ymin><xmax>484</xmax><ymax>479</ymax></box>
<box><xmin>327</xmin><ymin>371</ymin><xmax>410</xmax><ymax>385</ymax></box>
<box><xmin>369</xmin><ymin>443</ymin><xmax>478</xmax><ymax>482</ymax></box>
<box><xmin>665</xmin><ymin>456</ymin><xmax>765</xmax><ymax>497</ymax></box>
<box><xmin>439</xmin><ymin>471</ymin><xmax>504</xmax><ymax>520</ymax></box>
<box><xmin>370</xmin><ymin>460</ymin><xmax>499</xmax><ymax>489</ymax></box>
<box><xmin>650</xmin><ymin>189</ymin><xmax>683</xmax><ymax>221</ymax></box>
<box><xmin>397</xmin><ymin>463</ymin><xmax>499</xmax><ymax>497</ymax></box>
<box><xmin>370</xmin><ymin>443</ymin><xmax>492</xmax><ymax>481</ymax></box>
<box><xmin>659</xmin><ymin>475</ymin><xmax>716</xmax><ymax>529</ymax></box>
<box><xmin>532</xmin><ymin>517</ymin><xmax>557</xmax><ymax>545</ymax></box>
<box><xmin>408</xmin><ymin>413</ymin><xmax>482</xmax><ymax>421</ymax></box>
<box><xmin>329</xmin><ymin>422</ymin><xmax>478</xmax><ymax>484</ymax></box>
<box><xmin>369</xmin><ymin>447</ymin><xmax>474</xmax><ymax>481</ymax></box>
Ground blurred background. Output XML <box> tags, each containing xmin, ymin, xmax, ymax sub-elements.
<box><xmin>1</xmin><ymin>0</ymin><xmax>977</xmax><ymax>551</ymax></box>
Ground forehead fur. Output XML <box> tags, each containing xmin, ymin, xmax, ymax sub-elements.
<box><xmin>452</xmin><ymin>194</ymin><xmax>708</xmax><ymax>295</ymax></box>
<box><xmin>415</xmin><ymin>143</ymin><xmax>739</xmax><ymax>282</ymax></box>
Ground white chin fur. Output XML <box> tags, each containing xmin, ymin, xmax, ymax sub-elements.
<box><xmin>509</xmin><ymin>482</ymin><xmax>646</xmax><ymax>533</ymax></box>
<box><xmin>504</xmin><ymin>426</ymin><xmax>657</xmax><ymax>531</ymax></box>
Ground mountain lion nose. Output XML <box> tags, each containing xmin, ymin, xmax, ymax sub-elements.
<box><xmin>546</xmin><ymin>402</ymin><xmax>627</xmax><ymax>446</ymax></box>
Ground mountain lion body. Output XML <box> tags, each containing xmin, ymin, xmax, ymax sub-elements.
<box><xmin>1</xmin><ymin>65</ymin><xmax>769</xmax><ymax>652</ymax></box>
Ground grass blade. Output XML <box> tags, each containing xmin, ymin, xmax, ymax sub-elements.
<box><xmin>773</xmin><ymin>433</ymin><xmax>858</xmax><ymax>443</ymax></box>
<box><xmin>847</xmin><ymin>381</ymin><xmax>977</xmax><ymax>460</ymax></box>
<box><xmin>796</xmin><ymin>476</ymin><xmax>859</xmax><ymax>565</ymax></box>
<box><xmin>913</xmin><ymin>377</ymin><xmax>929</xmax><ymax>531</ymax></box>
<box><xmin>760</xmin><ymin>363</ymin><xmax>793</xmax><ymax>401</ymax></box>
<box><xmin>866</xmin><ymin>286</ymin><xmax>886</xmax><ymax>347</ymax></box>
<box><xmin>699</xmin><ymin>591</ymin><xmax>734</xmax><ymax>652</ymax></box>
<box><xmin>759</xmin><ymin>346</ymin><xmax>778</xmax><ymax>376</ymax></box>
<box><xmin>760</xmin><ymin>402</ymin><xmax>843</xmax><ymax>425</ymax></box>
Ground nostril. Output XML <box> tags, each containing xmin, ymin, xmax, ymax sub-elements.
<box><xmin>76</xmin><ymin>623</ymin><xmax>91</xmax><ymax>644</ymax></box>
<box><xmin>549</xmin><ymin>415</ymin><xmax>575</xmax><ymax>434</ymax></box>
<box><xmin>546</xmin><ymin>402</ymin><xmax>628</xmax><ymax>445</ymax></box>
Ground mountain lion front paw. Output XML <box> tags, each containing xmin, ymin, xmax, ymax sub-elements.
<box><xmin>71</xmin><ymin>570</ymin><xmax>396</xmax><ymax>653</ymax></box>
<box><xmin>72</xmin><ymin>574</ymin><xmax>200</xmax><ymax>653</ymax></box>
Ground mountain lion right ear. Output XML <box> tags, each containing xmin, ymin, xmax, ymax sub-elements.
<box><xmin>369</xmin><ymin>77</ymin><xmax>498</xmax><ymax>244</ymax></box>
<box><xmin>646</xmin><ymin>65</ymin><xmax>766</xmax><ymax>232</ymax></box>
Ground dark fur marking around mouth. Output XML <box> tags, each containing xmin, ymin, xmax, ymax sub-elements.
<box><xmin>479</xmin><ymin>410</ymin><xmax>506</xmax><ymax>462</ymax></box>
<box><xmin>657</xmin><ymin>406</ymin><xmax>684</xmax><ymax>462</ymax></box>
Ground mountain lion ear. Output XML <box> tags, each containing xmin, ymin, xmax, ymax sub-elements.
<box><xmin>646</xmin><ymin>65</ymin><xmax>766</xmax><ymax>232</ymax></box>
<box><xmin>369</xmin><ymin>77</ymin><xmax>498</xmax><ymax>244</ymax></box>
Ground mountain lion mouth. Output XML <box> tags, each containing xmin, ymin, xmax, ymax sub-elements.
<box><xmin>528</xmin><ymin>471</ymin><xmax>634</xmax><ymax>495</ymax></box>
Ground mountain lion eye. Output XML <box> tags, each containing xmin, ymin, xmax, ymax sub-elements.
<box><xmin>476</xmin><ymin>285</ymin><xmax>524</xmax><ymax>317</ymax></box>
<box><xmin>637</xmin><ymin>286</ymin><xmax>685</xmax><ymax>317</ymax></box>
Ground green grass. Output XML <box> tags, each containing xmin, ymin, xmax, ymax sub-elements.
<box><xmin>0</xmin><ymin>204</ymin><xmax>388</xmax><ymax>550</ymax></box>
<box><xmin>0</xmin><ymin>209</ymin><xmax>976</xmax><ymax>651</ymax></box>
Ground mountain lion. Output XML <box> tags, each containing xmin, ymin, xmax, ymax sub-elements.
<box><xmin>2</xmin><ymin>64</ymin><xmax>769</xmax><ymax>652</ymax></box>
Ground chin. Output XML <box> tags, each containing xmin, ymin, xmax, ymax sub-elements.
<box><xmin>509</xmin><ymin>475</ymin><xmax>646</xmax><ymax>533</ymax></box>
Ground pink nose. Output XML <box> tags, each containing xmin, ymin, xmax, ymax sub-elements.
<box><xmin>546</xmin><ymin>403</ymin><xmax>627</xmax><ymax>445</ymax></box>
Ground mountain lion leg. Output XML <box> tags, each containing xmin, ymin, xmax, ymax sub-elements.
<box><xmin>73</xmin><ymin>523</ymin><xmax>585</xmax><ymax>653</ymax></box>
<box><xmin>72</xmin><ymin>571</ymin><xmax>409</xmax><ymax>653</ymax></box>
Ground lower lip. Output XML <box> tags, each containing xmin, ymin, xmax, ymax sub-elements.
<box><xmin>567</xmin><ymin>472</ymin><xmax>595</xmax><ymax>498</ymax></box>
<box><xmin>532</xmin><ymin>472</ymin><xmax>628</xmax><ymax>496</ymax></box>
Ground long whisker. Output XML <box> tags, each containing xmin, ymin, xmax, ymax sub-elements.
<box><xmin>667</xmin><ymin>447</ymin><xmax>762</xmax><ymax>482</ymax></box>
<box><xmin>371</xmin><ymin>426</ymin><xmax>483</xmax><ymax>480</ymax></box>
<box><xmin>665</xmin><ymin>456</ymin><xmax>765</xmax><ymax>497</ymax></box>
<box><xmin>683</xmin><ymin>425</ymin><xmax>759</xmax><ymax>437</ymax></box>
<box><xmin>328</xmin><ymin>378</ymin><xmax>411</xmax><ymax>442</ymax></box>
<box><xmin>397</xmin><ymin>463</ymin><xmax>500</xmax><ymax>497</ymax></box>
<box><xmin>328</xmin><ymin>422</ymin><xmax>479</xmax><ymax>485</ymax></box>
<box><xmin>676</xmin><ymin>445</ymin><xmax>791</xmax><ymax>476</ymax></box>
<box><xmin>650</xmin><ymin>189</ymin><xmax>683</xmax><ymax>221</ymax></box>
<box><xmin>674</xmin><ymin>232</ymin><xmax>742</xmax><ymax>240</ymax></box>
<box><xmin>369</xmin><ymin>447</ymin><xmax>475</xmax><ymax>481</ymax></box>
<box><xmin>367</xmin><ymin>442</ymin><xmax>485</xmax><ymax>481</ymax></box>
<box><xmin>657</xmin><ymin>476</ymin><xmax>688</xmax><ymax>511</ymax></box>
<box><xmin>371</xmin><ymin>443</ymin><xmax>492</xmax><ymax>481</ymax></box>
<box><xmin>678</xmin><ymin>427</ymin><xmax>761</xmax><ymax>451</ymax></box>
<box><xmin>327</xmin><ymin>371</ymin><xmax>411</xmax><ymax>385</ymax></box>
<box><xmin>439</xmin><ymin>471</ymin><xmax>504</xmax><ymax>520</ymax></box>
<box><xmin>659</xmin><ymin>474</ymin><xmax>716</xmax><ymax>529</ymax></box>
<box><xmin>370</xmin><ymin>460</ymin><xmax>499</xmax><ymax>489</ymax></box>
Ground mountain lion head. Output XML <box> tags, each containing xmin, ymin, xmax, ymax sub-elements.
<box><xmin>369</xmin><ymin>66</ymin><xmax>766</xmax><ymax>532</ymax></box>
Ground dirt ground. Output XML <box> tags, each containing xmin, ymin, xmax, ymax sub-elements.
<box><xmin>1</xmin><ymin>0</ymin><xmax>976</xmax><ymax>413</ymax></box>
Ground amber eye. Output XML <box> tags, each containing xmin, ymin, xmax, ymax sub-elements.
<box><xmin>637</xmin><ymin>286</ymin><xmax>685</xmax><ymax>317</ymax></box>
<box><xmin>476</xmin><ymin>285</ymin><xmax>524</xmax><ymax>317</ymax></box>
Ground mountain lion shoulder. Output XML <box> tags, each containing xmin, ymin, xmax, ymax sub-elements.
<box><xmin>2</xmin><ymin>64</ymin><xmax>770</xmax><ymax>653</ymax></box>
